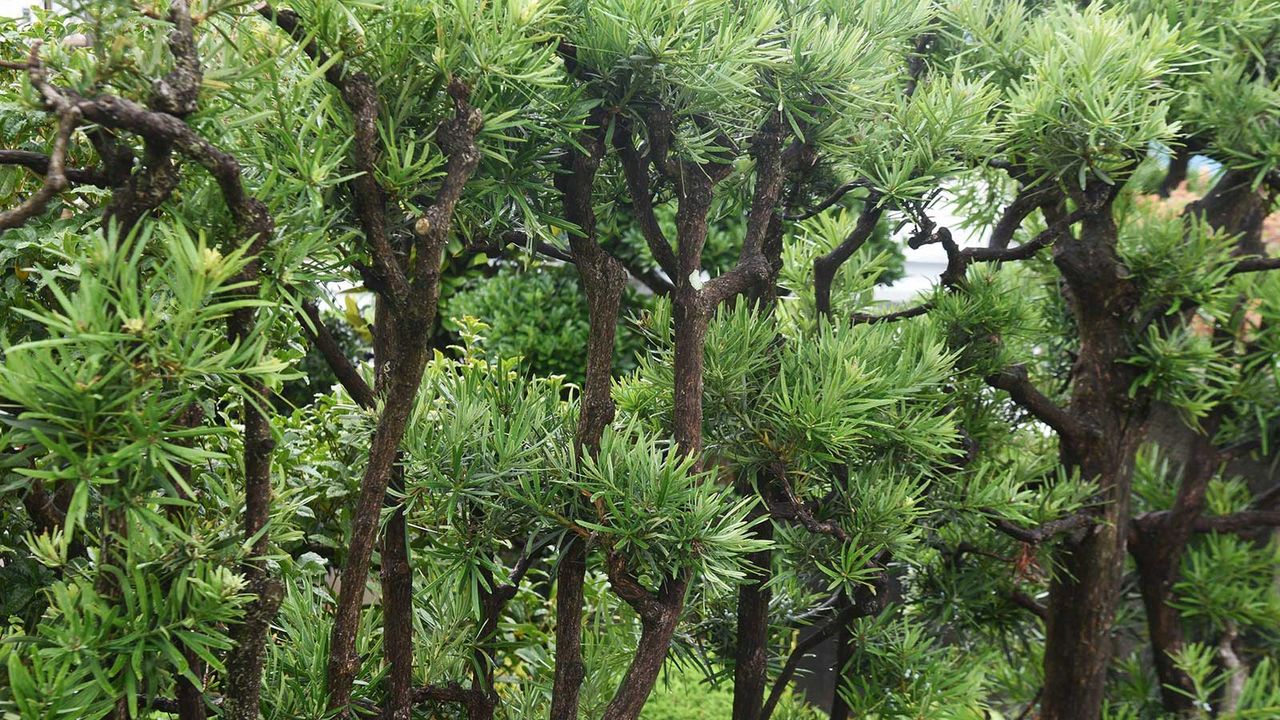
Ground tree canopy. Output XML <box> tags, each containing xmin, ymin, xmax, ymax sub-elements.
<box><xmin>1</xmin><ymin>1</ymin><xmax>1279</xmax><ymax>720</ymax></box>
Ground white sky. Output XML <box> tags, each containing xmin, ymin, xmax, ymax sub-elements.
<box><xmin>0</xmin><ymin>1</ymin><xmax>34</xmax><ymax>17</ymax></box>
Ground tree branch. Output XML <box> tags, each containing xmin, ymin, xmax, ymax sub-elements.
<box><xmin>256</xmin><ymin>3</ymin><xmax>410</xmax><ymax>309</ymax></box>
<box><xmin>615</xmin><ymin>124</ymin><xmax>678</xmax><ymax>277</ymax></box>
<box><xmin>812</xmin><ymin>191</ymin><xmax>884</xmax><ymax>317</ymax></box>
<box><xmin>408</xmin><ymin>80</ymin><xmax>483</xmax><ymax>308</ymax></box>
<box><xmin>0</xmin><ymin>149</ymin><xmax>106</xmax><ymax>187</ymax></box>
<box><xmin>990</xmin><ymin>511</ymin><xmax>1093</xmax><ymax>544</ymax></box>
<box><xmin>1191</xmin><ymin>510</ymin><xmax>1280</xmax><ymax>534</ymax></box>
<box><xmin>1228</xmin><ymin>255</ymin><xmax>1280</xmax><ymax>275</ymax></box>
<box><xmin>297</xmin><ymin>300</ymin><xmax>375</xmax><ymax>409</ymax></box>
<box><xmin>0</xmin><ymin>46</ymin><xmax>80</xmax><ymax>231</ymax></box>
<box><xmin>782</xmin><ymin>180</ymin><xmax>870</xmax><ymax>221</ymax></box>
<box><xmin>759</xmin><ymin>605</ymin><xmax>857</xmax><ymax>720</ymax></box>
<box><xmin>986</xmin><ymin>364</ymin><xmax>1091</xmax><ymax>443</ymax></box>
<box><xmin>850</xmin><ymin>302</ymin><xmax>932</xmax><ymax>325</ymax></box>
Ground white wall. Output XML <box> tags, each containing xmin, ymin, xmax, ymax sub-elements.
<box><xmin>0</xmin><ymin>1</ymin><xmax>35</xmax><ymax>17</ymax></box>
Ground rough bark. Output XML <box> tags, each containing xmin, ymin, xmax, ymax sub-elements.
<box><xmin>600</xmin><ymin>571</ymin><xmax>689</xmax><ymax>720</ymax></box>
<box><xmin>1128</xmin><ymin>168</ymin><xmax>1272</xmax><ymax>714</ymax></box>
<box><xmin>1040</xmin><ymin>191</ymin><xmax>1143</xmax><ymax>720</ymax></box>
<box><xmin>380</xmin><ymin>497</ymin><xmax>414</xmax><ymax>720</ymax></box>
<box><xmin>550</xmin><ymin>116</ymin><xmax>626</xmax><ymax>720</ymax></box>
<box><xmin>326</xmin><ymin>83</ymin><xmax>482</xmax><ymax>713</ymax></box>
<box><xmin>550</xmin><ymin>539</ymin><xmax>588</xmax><ymax>720</ymax></box>
<box><xmin>731</xmin><ymin>487</ymin><xmax>774</xmax><ymax>720</ymax></box>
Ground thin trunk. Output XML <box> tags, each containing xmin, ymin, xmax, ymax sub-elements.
<box><xmin>731</xmin><ymin>486</ymin><xmax>774</xmax><ymax>720</ymax></box>
<box><xmin>600</xmin><ymin>585</ymin><xmax>688</xmax><ymax>720</ymax></box>
<box><xmin>812</xmin><ymin>200</ymin><xmax>884</xmax><ymax>316</ymax></box>
<box><xmin>828</xmin><ymin>616</ymin><xmax>854</xmax><ymax>720</ymax></box>
<box><xmin>175</xmin><ymin>647</ymin><xmax>206</xmax><ymax>720</ymax></box>
<box><xmin>550</xmin><ymin>539</ymin><xmax>588</xmax><ymax>720</ymax></box>
<box><xmin>671</xmin><ymin>293</ymin><xmax>710</xmax><ymax>458</ymax></box>
<box><xmin>551</xmin><ymin>118</ymin><xmax>627</xmax><ymax>719</ymax></box>
<box><xmin>1158</xmin><ymin>149</ymin><xmax>1191</xmax><ymax>198</ymax></box>
<box><xmin>172</xmin><ymin>405</ymin><xmax>207</xmax><ymax>720</ymax></box>
<box><xmin>326</xmin><ymin>341</ymin><xmax>431</xmax><ymax>711</ymax></box>
<box><xmin>381</xmin><ymin>466</ymin><xmax>413</xmax><ymax>720</ymax></box>
<box><xmin>472</xmin><ymin>570</ymin><xmax>504</xmax><ymax>720</ymax></box>
<box><xmin>327</xmin><ymin>79</ymin><xmax>479</xmax><ymax>713</ymax></box>
<box><xmin>221</xmin><ymin>384</ymin><xmax>283</xmax><ymax>720</ymax></box>
<box><xmin>1130</xmin><ymin>169</ymin><xmax>1267</xmax><ymax>714</ymax></box>
<box><xmin>376</xmin><ymin>300</ymin><xmax>415</xmax><ymax>720</ymax></box>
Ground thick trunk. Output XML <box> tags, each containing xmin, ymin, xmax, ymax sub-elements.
<box><xmin>1042</xmin><ymin>202</ymin><xmax>1142</xmax><ymax>720</ymax></box>
<box><xmin>731</xmin><ymin>492</ymin><xmax>774</xmax><ymax>720</ymax></box>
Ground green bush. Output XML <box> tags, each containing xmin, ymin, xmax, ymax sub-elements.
<box><xmin>642</xmin><ymin>666</ymin><xmax>824</xmax><ymax>720</ymax></box>
<box><xmin>443</xmin><ymin>262</ymin><xmax>649</xmax><ymax>383</ymax></box>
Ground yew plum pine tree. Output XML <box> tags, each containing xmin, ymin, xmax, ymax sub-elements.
<box><xmin>1</xmin><ymin>2</ymin><xmax>1279</xmax><ymax>720</ymax></box>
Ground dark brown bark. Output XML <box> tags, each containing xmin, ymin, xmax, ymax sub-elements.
<box><xmin>368</xmin><ymin>297</ymin><xmax>415</xmax><ymax>720</ymax></box>
<box><xmin>1041</xmin><ymin>191</ymin><xmax>1143</xmax><ymax>720</ymax></box>
<box><xmin>991</xmin><ymin>511</ymin><xmax>1094</xmax><ymax>545</ymax></box>
<box><xmin>174</xmin><ymin>645</ymin><xmax>206</xmax><ymax>720</ymax></box>
<box><xmin>325</xmin><ymin>83</ymin><xmax>482</xmax><ymax>714</ymax></box>
<box><xmin>0</xmin><ymin>51</ymin><xmax>78</xmax><ymax>231</ymax></box>
<box><xmin>550</xmin><ymin>116</ymin><xmax>626</xmax><ymax>720</ymax></box>
<box><xmin>988</xmin><ymin>185</ymin><xmax>1056</xmax><ymax>250</ymax></box>
<box><xmin>470</xmin><ymin>570</ymin><xmax>507</xmax><ymax>720</ymax></box>
<box><xmin>1125</xmin><ymin>165</ymin><xmax>1279</xmax><ymax>715</ymax></box>
<box><xmin>326</xmin><ymin>342</ymin><xmax>431</xmax><ymax>711</ymax></box>
<box><xmin>381</xmin><ymin>474</ymin><xmax>414</xmax><ymax>720</ymax></box>
<box><xmin>731</xmin><ymin>497</ymin><xmax>774</xmax><ymax>720</ymax></box>
<box><xmin>759</xmin><ymin>605</ymin><xmax>856</xmax><ymax>720</ymax></box>
<box><xmin>599</xmin><ymin>565</ymin><xmax>689</xmax><ymax>720</ymax></box>
<box><xmin>1131</xmin><ymin>422</ymin><xmax>1218</xmax><ymax>715</ymax></box>
<box><xmin>170</xmin><ymin>405</ymin><xmax>207</xmax><ymax>720</ymax></box>
<box><xmin>550</xmin><ymin>539</ymin><xmax>588</xmax><ymax>720</ymax></box>
<box><xmin>0</xmin><ymin>149</ymin><xmax>107</xmax><ymax>186</ymax></box>
<box><xmin>671</xmin><ymin>294</ymin><xmax>711</xmax><ymax>457</ymax></box>
<box><xmin>221</xmin><ymin>219</ymin><xmax>282</xmax><ymax>720</ymax></box>
<box><xmin>812</xmin><ymin>194</ymin><xmax>883</xmax><ymax>317</ymax></box>
<box><xmin>300</xmin><ymin>300</ymin><xmax>376</xmax><ymax>409</ymax></box>
<box><xmin>1184</xmin><ymin>170</ymin><xmax>1271</xmax><ymax>256</ymax></box>
<box><xmin>1158</xmin><ymin>148</ymin><xmax>1192</xmax><ymax>198</ymax></box>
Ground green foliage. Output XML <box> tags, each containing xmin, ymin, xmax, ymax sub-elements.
<box><xmin>443</xmin><ymin>263</ymin><xmax>649</xmax><ymax>382</ymax></box>
<box><xmin>839</xmin><ymin>613</ymin><xmax>991</xmax><ymax>720</ymax></box>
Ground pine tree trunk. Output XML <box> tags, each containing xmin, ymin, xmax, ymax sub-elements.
<box><xmin>1041</xmin><ymin>198</ymin><xmax>1143</xmax><ymax>720</ymax></box>
<box><xmin>732</xmin><ymin>493</ymin><xmax>774</xmax><ymax>720</ymax></box>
